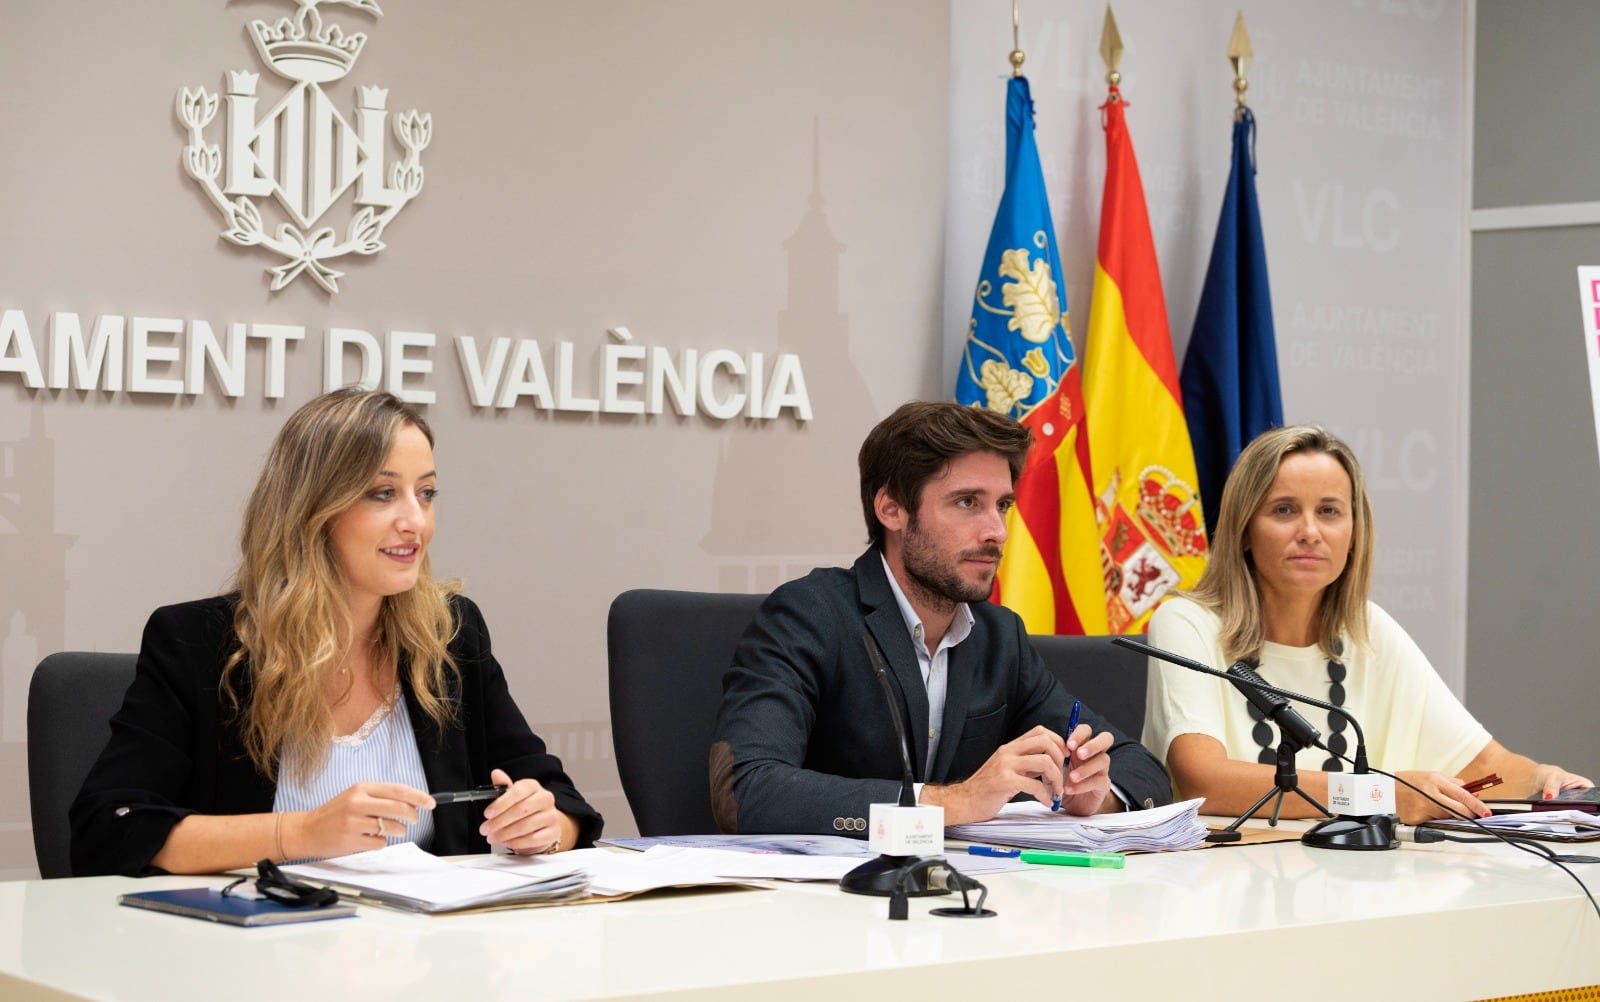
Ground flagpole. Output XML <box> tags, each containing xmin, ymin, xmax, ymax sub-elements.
<box><xmin>1010</xmin><ymin>0</ymin><xmax>1024</xmax><ymax>76</ymax></box>
<box><xmin>1179</xmin><ymin>7</ymin><xmax>1284</xmax><ymax>540</ymax></box>
<box><xmin>1100</xmin><ymin>5</ymin><xmax>1123</xmax><ymax>101</ymax></box>
<box><xmin>1229</xmin><ymin>11</ymin><xmax>1253</xmax><ymax>118</ymax></box>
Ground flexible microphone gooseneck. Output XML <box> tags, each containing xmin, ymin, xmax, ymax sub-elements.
<box><xmin>839</xmin><ymin>633</ymin><xmax>947</xmax><ymax>898</ymax></box>
<box><xmin>865</xmin><ymin>638</ymin><xmax>918</xmax><ymax>809</ymax></box>
<box><xmin>1112</xmin><ymin>636</ymin><xmax>1398</xmax><ymax>850</ymax></box>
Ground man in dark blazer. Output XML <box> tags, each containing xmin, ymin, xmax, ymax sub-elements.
<box><xmin>710</xmin><ymin>401</ymin><xmax>1170</xmax><ymax>835</ymax></box>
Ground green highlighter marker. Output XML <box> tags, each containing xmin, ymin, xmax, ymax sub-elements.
<box><xmin>1019</xmin><ymin>849</ymin><xmax>1125</xmax><ymax>869</ymax></box>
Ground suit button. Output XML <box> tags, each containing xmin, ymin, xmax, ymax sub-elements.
<box><xmin>832</xmin><ymin>818</ymin><xmax>845</xmax><ymax>831</ymax></box>
<box><xmin>852</xmin><ymin>817</ymin><xmax>865</xmax><ymax>832</ymax></box>
<box><xmin>1143</xmin><ymin>798</ymin><xmax>1155</xmax><ymax>809</ymax></box>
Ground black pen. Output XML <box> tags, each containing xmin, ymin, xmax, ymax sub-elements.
<box><xmin>430</xmin><ymin>786</ymin><xmax>507</xmax><ymax>805</ymax></box>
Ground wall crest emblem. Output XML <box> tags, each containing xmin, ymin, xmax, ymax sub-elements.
<box><xmin>176</xmin><ymin>0</ymin><xmax>430</xmax><ymax>293</ymax></box>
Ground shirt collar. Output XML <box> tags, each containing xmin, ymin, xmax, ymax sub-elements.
<box><xmin>879</xmin><ymin>552</ymin><xmax>974</xmax><ymax>653</ymax></box>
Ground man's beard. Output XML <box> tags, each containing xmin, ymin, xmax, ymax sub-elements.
<box><xmin>901</xmin><ymin>511</ymin><xmax>1002</xmax><ymax>611</ymax></box>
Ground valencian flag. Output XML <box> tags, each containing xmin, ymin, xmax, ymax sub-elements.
<box><xmin>1081</xmin><ymin>85</ymin><xmax>1209</xmax><ymax>634</ymax></box>
<box><xmin>956</xmin><ymin>75</ymin><xmax>1107</xmax><ymax>635</ymax></box>
<box><xmin>1180</xmin><ymin>106</ymin><xmax>1283</xmax><ymax>537</ymax></box>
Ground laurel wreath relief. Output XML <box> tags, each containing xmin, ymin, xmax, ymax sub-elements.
<box><xmin>176</xmin><ymin>87</ymin><xmax>430</xmax><ymax>293</ymax></box>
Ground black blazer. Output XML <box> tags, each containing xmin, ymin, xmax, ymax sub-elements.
<box><xmin>70</xmin><ymin>594</ymin><xmax>602</xmax><ymax>876</ymax></box>
<box><xmin>710</xmin><ymin>548</ymin><xmax>1170</xmax><ymax>835</ymax></box>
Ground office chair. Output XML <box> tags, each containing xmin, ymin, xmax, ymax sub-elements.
<box><xmin>606</xmin><ymin>589</ymin><xmax>765</xmax><ymax>836</ymax></box>
<box><xmin>1029</xmin><ymin>633</ymin><xmax>1148</xmax><ymax>739</ymax></box>
<box><xmin>27</xmin><ymin>652</ymin><xmax>137</xmax><ymax>878</ymax></box>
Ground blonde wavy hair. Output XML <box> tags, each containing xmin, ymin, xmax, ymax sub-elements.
<box><xmin>1185</xmin><ymin>425</ymin><xmax>1374</xmax><ymax>664</ymax></box>
<box><xmin>224</xmin><ymin>388</ymin><xmax>459</xmax><ymax>779</ymax></box>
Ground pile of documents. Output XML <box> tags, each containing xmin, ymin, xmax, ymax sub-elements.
<box><xmin>1424</xmin><ymin>809</ymin><xmax>1600</xmax><ymax>843</ymax></box>
<box><xmin>282</xmin><ymin>843</ymin><xmax>764</xmax><ymax>913</ymax></box>
<box><xmin>946</xmin><ymin>797</ymin><xmax>1209</xmax><ymax>853</ymax></box>
<box><xmin>283</xmin><ymin>843</ymin><xmax>589</xmax><ymax>913</ymax></box>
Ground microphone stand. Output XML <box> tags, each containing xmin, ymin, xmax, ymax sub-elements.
<box><xmin>1113</xmin><ymin>637</ymin><xmax>1399</xmax><ymax>851</ymax></box>
<box><xmin>1206</xmin><ymin>733</ymin><xmax>1329</xmax><ymax>844</ymax></box>
<box><xmin>839</xmin><ymin>634</ymin><xmax>949</xmax><ymax>897</ymax></box>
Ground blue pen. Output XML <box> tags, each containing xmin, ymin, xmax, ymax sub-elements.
<box><xmin>967</xmin><ymin>845</ymin><xmax>1022</xmax><ymax>858</ymax></box>
<box><xmin>1051</xmin><ymin>700</ymin><xmax>1083</xmax><ymax>812</ymax></box>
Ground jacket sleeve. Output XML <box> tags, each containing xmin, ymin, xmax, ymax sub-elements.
<box><xmin>68</xmin><ymin>601</ymin><xmax>230</xmax><ymax>877</ymax></box>
<box><xmin>449</xmin><ymin>597</ymin><xmax>604</xmax><ymax>848</ymax></box>
<box><xmin>709</xmin><ymin>585</ymin><xmax>904</xmax><ymax>835</ymax></box>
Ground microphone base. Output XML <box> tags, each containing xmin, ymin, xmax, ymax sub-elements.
<box><xmin>1302</xmin><ymin>813</ymin><xmax>1400</xmax><ymax>851</ymax></box>
<box><xmin>839</xmin><ymin>854</ymin><xmax>950</xmax><ymax>897</ymax></box>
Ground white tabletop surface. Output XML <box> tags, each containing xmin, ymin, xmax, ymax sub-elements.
<box><xmin>2</xmin><ymin>834</ymin><xmax>1596</xmax><ymax>1002</ymax></box>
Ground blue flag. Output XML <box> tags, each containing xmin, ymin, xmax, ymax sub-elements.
<box><xmin>956</xmin><ymin>75</ymin><xmax>1077</xmax><ymax>420</ymax></box>
<box><xmin>1180</xmin><ymin>107</ymin><xmax>1283</xmax><ymax>536</ymax></box>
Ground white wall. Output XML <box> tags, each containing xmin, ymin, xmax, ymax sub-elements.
<box><xmin>0</xmin><ymin>0</ymin><xmax>952</xmax><ymax>877</ymax></box>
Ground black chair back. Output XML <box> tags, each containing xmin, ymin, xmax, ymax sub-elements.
<box><xmin>607</xmin><ymin>589</ymin><xmax>765</xmax><ymax>836</ymax></box>
<box><xmin>1029</xmin><ymin>633</ymin><xmax>1148</xmax><ymax>739</ymax></box>
<box><xmin>27</xmin><ymin>652</ymin><xmax>137</xmax><ymax>878</ymax></box>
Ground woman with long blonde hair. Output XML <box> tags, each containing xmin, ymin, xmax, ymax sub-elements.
<box><xmin>72</xmin><ymin>388</ymin><xmax>601</xmax><ymax>875</ymax></box>
<box><xmin>1143</xmin><ymin>425</ymin><xmax>1589</xmax><ymax>824</ymax></box>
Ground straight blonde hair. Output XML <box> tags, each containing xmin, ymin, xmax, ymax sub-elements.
<box><xmin>224</xmin><ymin>388</ymin><xmax>459</xmax><ymax>779</ymax></box>
<box><xmin>1185</xmin><ymin>425</ymin><xmax>1374</xmax><ymax>664</ymax></box>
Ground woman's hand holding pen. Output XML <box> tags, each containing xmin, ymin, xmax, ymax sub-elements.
<box><xmin>1394</xmin><ymin>771</ymin><xmax>1487</xmax><ymax>824</ymax></box>
<box><xmin>290</xmin><ymin>782</ymin><xmax>435</xmax><ymax>859</ymax></box>
<box><xmin>480</xmin><ymin>768</ymin><xmax>571</xmax><ymax>854</ymax></box>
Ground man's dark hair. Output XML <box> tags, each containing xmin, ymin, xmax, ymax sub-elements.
<box><xmin>857</xmin><ymin>401</ymin><xmax>1033</xmax><ymax>547</ymax></box>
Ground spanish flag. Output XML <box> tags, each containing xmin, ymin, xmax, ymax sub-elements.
<box><xmin>1082</xmin><ymin>86</ymin><xmax>1209</xmax><ymax>633</ymax></box>
<box><xmin>955</xmin><ymin>75</ymin><xmax>1106</xmax><ymax>635</ymax></box>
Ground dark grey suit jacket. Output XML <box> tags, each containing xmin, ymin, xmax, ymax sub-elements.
<box><xmin>709</xmin><ymin>548</ymin><xmax>1170</xmax><ymax>835</ymax></box>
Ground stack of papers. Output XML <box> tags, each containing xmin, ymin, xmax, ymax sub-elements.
<box><xmin>459</xmin><ymin>847</ymin><xmax>753</xmax><ymax>895</ymax></box>
<box><xmin>283</xmin><ymin>843</ymin><xmax>589</xmax><ymax>913</ymax></box>
<box><xmin>946</xmin><ymin>797</ymin><xmax>1210</xmax><ymax>853</ymax></box>
<box><xmin>600</xmin><ymin>834</ymin><xmax>1028</xmax><ymax>877</ymax></box>
<box><xmin>1425</xmin><ymin>809</ymin><xmax>1600</xmax><ymax>842</ymax></box>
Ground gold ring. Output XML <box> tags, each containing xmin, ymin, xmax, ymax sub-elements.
<box><xmin>376</xmin><ymin>817</ymin><xmax>387</xmax><ymax>838</ymax></box>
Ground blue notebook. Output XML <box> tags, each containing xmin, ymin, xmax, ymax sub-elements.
<box><xmin>118</xmin><ymin>887</ymin><xmax>358</xmax><ymax>926</ymax></box>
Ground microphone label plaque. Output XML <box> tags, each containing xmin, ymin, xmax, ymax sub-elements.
<box><xmin>1328</xmin><ymin>772</ymin><xmax>1397</xmax><ymax>816</ymax></box>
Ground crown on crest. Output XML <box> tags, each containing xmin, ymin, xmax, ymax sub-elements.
<box><xmin>1135</xmin><ymin>467</ymin><xmax>1207</xmax><ymax>558</ymax></box>
<box><xmin>249</xmin><ymin>13</ymin><xmax>368</xmax><ymax>83</ymax></box>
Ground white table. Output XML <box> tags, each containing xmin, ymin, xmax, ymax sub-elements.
<box><xmin>1</xmin><ymin>836</ymin><xmax>1596</xmax><ymax>1001</ymax></box>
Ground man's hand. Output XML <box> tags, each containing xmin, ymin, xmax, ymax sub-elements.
<box><xmin>920</xmin><ymin>725</ymin><xmax>1068</xmax><ymax>825</ymax></box>
<box><xmin>1057</xmin><ymin>724</ymin><xmax>1117</xmax><ymax>816</ymax></box>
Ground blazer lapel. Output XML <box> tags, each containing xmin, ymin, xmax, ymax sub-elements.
<box><xmin>931</xmin><ymin>614</ymin><xmax>982</xmax><ymax>782</ymax></box>
<box><xmin>856</xmin><ymin>550</ymin><xmax>931</xmax><ymax>780</ymax></box>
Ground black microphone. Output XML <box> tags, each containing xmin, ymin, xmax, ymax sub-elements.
<box><xmin>839</xmin><ymin>633</ymin><xmax>947</xmax><ymax>899</ymax></box>
<box><xmin>1113</xmin><ymin>636</ymin><xmax>1372</xmax><ymax>773</ymax></box>
<box><xmin>1226</xmin><ymin>661</ymin><xmax>1322</xmax><ymax>752</ymax></box>
<box><xmin>1113</xmin><ymin>636</ymin><xmax>1397</xmax><ymax>851</ymax></box>
<box><xmin>862</xmin><ymin>633</ymin><xmax>917</xmax><ymax>808</ymax></box>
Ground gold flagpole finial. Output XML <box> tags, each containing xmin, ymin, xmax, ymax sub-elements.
<box><xmin>1010</xmin><ymin>0</ymin><xmax>1025</xmax><ymax>77</ymax></box>
<box><xmin>1228</xmin><ymin>11</ymin><xmax>1254</xmax><ymax>112</ymax></box>
<box><xmin>1100</xmin><ymin>5</ymin><xmax>1123</xmax><ymax>96</ymax></box>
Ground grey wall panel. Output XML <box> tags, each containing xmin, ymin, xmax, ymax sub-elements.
<box><xmin>1475</xmin><ymin>0</ymin><xmax>1600</xmax><ymax>209</ymax></box>
<box><xmin>1468</xmin><ymin>224</ymin><xmax>1600</xmax><ymax>772</ymax></box>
